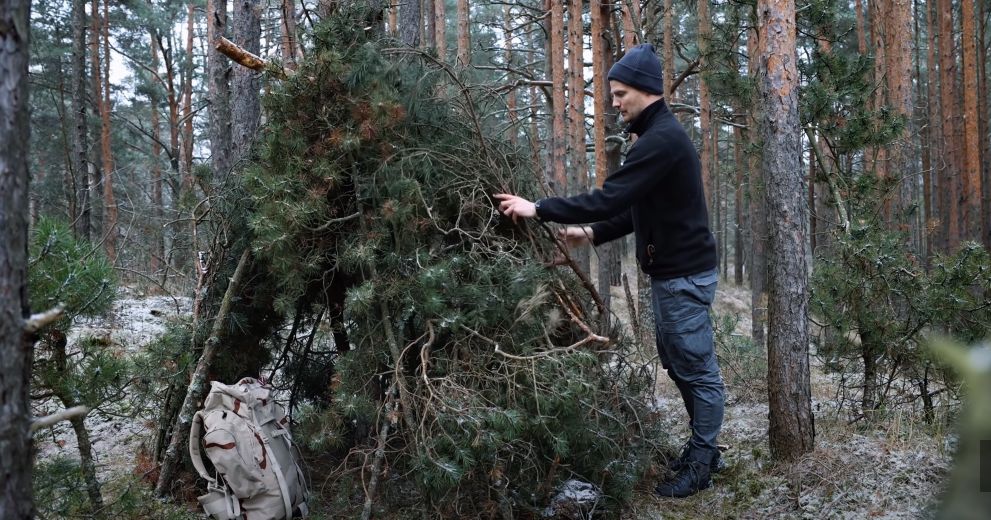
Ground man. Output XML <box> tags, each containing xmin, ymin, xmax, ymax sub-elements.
<box><xmin>494</xmin><ymin>44</ymin><xmax>724</xmax><ymax>498</ymax></box>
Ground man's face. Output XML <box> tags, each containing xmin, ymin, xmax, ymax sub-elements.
<box><xmin>610</xmin><ymin>80</ymin><xmax>651</xmax><ymax>123</ymax></box>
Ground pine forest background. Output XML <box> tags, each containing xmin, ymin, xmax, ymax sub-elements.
<box><xmin>3</xmin><ymin>0</ymin><xmax>991</xmax><ymax>517</ymax></box>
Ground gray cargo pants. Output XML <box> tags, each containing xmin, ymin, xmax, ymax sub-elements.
<box><xmin>650</xmin><ymin>268</ymin><xmax>725</xmax><ymax>463</ymax></box>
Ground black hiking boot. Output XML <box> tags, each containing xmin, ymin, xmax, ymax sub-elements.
<box><xmin>670</xmin><ymin>444</ymin><xmax>725</xmax><ymax>474</ymax></box>
<box><xmin>655</xmin><ymin>460</ymin><xmax>712</xmax><ymax>498</ymax></box>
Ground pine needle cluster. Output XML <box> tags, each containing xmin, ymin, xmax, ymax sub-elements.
<box><xmin>244</xmin><ymin>6</ymin><xmax>660</xmax><ymax>516</ymax></box>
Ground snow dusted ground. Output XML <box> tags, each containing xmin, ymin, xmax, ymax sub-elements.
<box><xmin>33</xmin><ymin>291</ymin><xmax>191</xmax><ymax>483</ymax></box>
<box><xmin>31</xmin><ymin>280</ymin><xmax>955</xmax><ymax>519</ymax></box>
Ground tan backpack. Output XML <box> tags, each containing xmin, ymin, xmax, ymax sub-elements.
<box><xmin>189</xmin><ymin>378</ymin><xmax>309</xmax><ymax>519</ymax></box>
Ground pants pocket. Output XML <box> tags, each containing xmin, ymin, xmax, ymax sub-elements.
<box><xmin>660</xmin><ymin>309</ymin><xmax>716</xmax><ymax>380</ymax></box>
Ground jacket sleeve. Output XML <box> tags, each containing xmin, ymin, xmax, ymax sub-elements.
<box><xmin>533</xmin><ymin>134</ymin><xmax>678</xmax><ymax>224</ymax></box>
<box><xmin>590</xmin><ymin>209</ymin><xmax>633</xmax><ymax>245</ymax></box>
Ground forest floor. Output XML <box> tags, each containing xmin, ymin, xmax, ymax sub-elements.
<box><xmin>32</xmin><ymin>280</ymin><xmax>956</xmax><ymax>519</ymax></box>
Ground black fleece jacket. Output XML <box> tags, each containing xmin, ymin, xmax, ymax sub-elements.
<box><xmin>534</xmin><ymin>99</ymin><xmax>717</xmax><ymax>279</ymax></box>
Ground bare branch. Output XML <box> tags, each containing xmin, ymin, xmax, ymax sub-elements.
<box><xmin>31</xmin><ymin>406</ymin><xmax>90</xmax><ymax>433</ymax></box>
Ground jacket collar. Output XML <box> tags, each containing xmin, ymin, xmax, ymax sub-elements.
<box><xmin>626</xmin><ymin>98</ymin><xmax>669</xmax><ymax>136</ymax></box>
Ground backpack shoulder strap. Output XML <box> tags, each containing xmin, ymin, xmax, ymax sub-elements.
<box><xmin>188</xmin><ymin>410</ymin><xmax>216</xmax><ymax>484</ymax></box>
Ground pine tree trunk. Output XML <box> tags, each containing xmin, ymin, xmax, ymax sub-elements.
<box><xmin>919</xmin><ymin>0</ymin><xmax>934</xmax><ymax>263</ymax></box>
<box><xmin>980</xmin><ymin>0</ymin><xmax>991</xmax><ymax>251</ymax></box>
<box><xmin>399</xmin><ymin>0</ymin><xmax>420</xmax><ymax>47</ymax></box>
<box><xmin>0</xmin><ymin>0</ymin><xmax>34</xmax><ymax>515</ymax></box>
<box><xmin>232</xmin><ymin>0</ymin><xmax>261</xmax><ymax>166</ymax></box>
<box><xmin>150</xmin><ymin>33</ymin><xmax>165</xmax><ymax>281</ymax></box>
<box><xmin>662</xmin><ymin>0</ymin><xmax>674</xmax><ymax>99</ymax></box>
<box><xmin>388</xmin><ymin>2</ymin><xmax>397</xmax><ymax>36</ymax></box>
<box><xmin>435</xmin><ymin>0</ymin><xmax>446</xmax><ymax>60</ymax></box>
<box><xmin>208</xmin><ymin>0</ymin><xmax>233</xmax><ymax>180</ymax></box>
<box><xmin>621</xmin><ymin>0</ymin><xmax>637</xmax><ymax>50</ymax></box>
<box><xmin>938</xmin><ymin>0</ymin><xmax>959</xmax><ymax>250</ymax></box>
<box><xmin>504</xmin><ymin>5</ymin><xmax>516</xmax><ymax>145</ymax></box>
<box><xmin>456</xmin><ymin>0</ymin><xmax>469</xmax><ymax>66</ymax></box>
<box><xmin>280</xmin><ymin>0</ymin><xmax>299</xmax><ymax>70</ymax></box>
<box><xmin>155</xmin><ymin>249</ymin><xmax>252</xmax><ymax>497</ymax></box>
<box><xmin>71</xmin><ymin>0</ymin><xmax>89</xmax><ymax>241</ymax></box>
<box><xmin>855</xmin><ymin>0</ymin><xmax>867</xmax><ymax>55</ymax></box>
<box><xmin>747</xmin><ymin>26</ymin><xmax>766</xmax><ymax>349</ymax></box>
<box><xmin>89</xmin><ymin>0</ymin><xmax>103</xmax><ymax>238</ymax></box>
<box><xmin>734</xmin><ymin>123</ymin><xmax>745</xmax><ymax>285</ymax></box>
<box><xmin>757</xmin><ymin>0</ymin><xmax>814</xmax><ymax>460</ymax></box>
<box><xmin>591</xmin><ymin>0</ymin><xmax>608</xmax><ymax>189</ymax></box>
<box><xmin>568</xmin><ymin>0</ymin><xmax>589</xmax><ymax>274</ymax></box>
<box><xmin>549</xmin><ymin>0</ymin><xmax>567</xmax><ymax>194</ymax></box>
<box><xmin>699</xmin><ymin>0</ymin><xmax>713</xmax><ymax>218</ymax></box>
<box><xmin>99</xmin><ymin>0</ymin><xmax>117</xmax><ymax>262</ymax></box>
<box><xmin>423</xmin><ymin>0</ymin><xmax>435</xmax><ymax>50</ymax></box>
<box><xmin>961</xmin><ymin>0</ymin><xmax>981</xmax><ymax>242</ymax></box>
<box><xmin>870</xmin><ymin>0</ymin><xmax>887</xmax><ymax>194</ymax></box>
<box><xmin>885</xmin><ymin>0</ymin><xmax>914</xmax><ymax>227</ymax></box>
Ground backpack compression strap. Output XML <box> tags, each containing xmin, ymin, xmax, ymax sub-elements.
<box><xmin>189</xmin><ymin>410</ymin><xmax>216</xmax><ymax>484</ymax></box>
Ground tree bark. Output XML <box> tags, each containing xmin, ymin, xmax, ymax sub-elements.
<box><xmin>279</xmin><ymin>0</ymin><xmax>300</xmax><ymax>70</ymax></box>
<box><xmin>549</xmin><ymin>0</ymin><xmax>567</xmax><ymax>194</ymax></box>
<box><xmin>662</xmin><ymin>0</ymin><xmax>674</xmax><ymax>100</ymax></box>
<box><xmin>980</xmin><ymin>0</ymin><xmax>991</xmax><ymax>251</ymax></box>
<box><xmin>456</xmin><ymin>0</ymin><xmax>469</xmax><ymax>66</ymax></box>
<box><xmin>568</xmin><ymin>0</ymin><xmax>588</xmax><ymax>274</ymax></box>
<box><xmin>504</xmin><ymin>5</ymin><xmax>516</xmax><ymax>145</ymax></box>
<box><xmin>0</xmin><ymin>0</ymin><xmax>34</xmax><ymax>516</ymax></box>
<box><xmin>699</xmin><ymin>0</ymin><xmax>713</xmax><ymax>218</ymax></box>
<box><xmin>150</xmin><ymin>31</ymin><xmax>165</xmax><ymax>280</ymax></box>
<box><xmin>734</xmin><ymin>122</ymin><xmax>745</xmax><ymax>285</ymax></box>
<box><xmin>920</xmin><ymin>0</ymin><xmax>935</xmax><ymax>262</ymax></box>
<box><xmin>592</xmin><ymin>0</ymin><xmax>608</xmax><ymax>189</ymax></box>
<box><xmin>757</xmin><ymin>0</ymin><xmax>814</xmax><ymax>460</ymax></box>
<box><xmin>155</xmin><ymin>249</ymin><xmax>252</xmax><ymax>496</ymax></box>
<box><xmin>232</xmin><ymin>0</ymin><xmax>261</xmax><ymax>166</ymax></box>
<box><xmin>399</xmin><ymin>0</ymin><xmax>420</xmax><ymax>47</ymax></box>
<box><xmin>885</xmin><ymin>0</ymin><xmax>914</xmax><ymax>226</ymax></box>
<box><xmin>71</xmin><ymin>0</ymin><xmax>89</xmax><ymax>241</ymax></box>
<box><xmin>747</xmin><ymin>26</ymin><xmax>766</xmax><ymax>349</ymax></box>
<box><xmin>208</xmin><ymin>0</ymin><xmax>233</xmax><ymax>180</ymax></box>
<box><xmin>435</xmin><ymin>0</ymin><xmax>446</xmax><ymax>60</ymax></box>
<box><xmin>938</xmin><ymin>0</ymin><xmax>959</xmax><ymax>250</ymax></box>
<box><xmin>961</xmin><ymin>0</ymin><xmax>981</xmax><ymax>242</ymax></box>
<box><xmin>98</xmin><ymin>0</ymin><xmax>117</xmax><ymax>261</ymax></box>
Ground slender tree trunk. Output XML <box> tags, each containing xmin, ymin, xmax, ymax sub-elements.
<box><xmin>208</xmin><ymin>0</ymin><xmax>233</xmax><ymax>180</ymax></box>
<box><xmin>232</xmin><ymin>0</ymin><xmax>261</xmax><ymax>166</ymax></box>
<box><xmin>456</xmin><ymin>0</ymin><xmax>469</xmax><ymax>66</ymax></box>
<box><xmin>886</xmin><ymin>0</ymin><xmax>914</xmax><ymax>225</ymax></box>
<box><xmin>980</xmin><ymin>0</ymin><xmax>991</xmax><ymax>251</ymax></box>
<box><xmin>757</xmin><ymin>0</ymin><xmax>814</xmax><ymax>459</ymax></box>
<box><xmin>89</xmin><ymin>0</ymin><xmax>103</xmax><ymax>238</ymax></box>
<box><xmin>621</xmin><ymin>0</ymin><xmax>637</xmax><ymax>50</ymax></box>
<box><xmin>662</xmin><ymin>0</ymin><xmax>674</xmax><ymax>100</ymax></box>
<box><xmin>504</xmin><ymin>5</ymin><xmax>516</xmax><ymax>145</ymax></box>
<box><xmin>855</xmin><ymin>0</ymin><xmax>867</xmax><ymax>56</ymax></box>
<box><xmin>961</xmin><ymin>0</ymin><xmax>981</xmax><ymax>242</ymax></box>
<box><xmin>150</xmin><ymin>32</ymin><xmax>165</xmax><ymax>279</ymax></box>
<box><xmin>0</xmin><ymin>0</ymin><xmax>34</xmax><ymax>516</ymax></box>
<box><xmin>399</xmin><ymin>0</ymin><xmax>420</xmax><ymax>47</ymax></box>
<box><xmin>423</xmin><ymin>0</ymin><xmax>435</xmax><ymax>50</ymax></box>
<box><xmin>568</xmin><ymin>0</ymin><xmax>589</xmax><ymax>274</ymax></box>
<box><xmin>155</xmin><ymin>249</ymin><xmax>252</xmax><ymax>496</ymax></box>
<box><xmin>71</xmin><ymin>0</ymin><xmax>89</xmax><ymax>241</ymax></box>
<box><xmin>699</xmin><ymin>0</ymin><xmax>713</xmax><ymax>217</ymax></box>
<box><xmin>919</xmin><ymin>0</ymin><xmax>933</xmax><ymax>262</ymax></box>
<box><xmin>549</xmin><ymin>0</ymin><xmax>567</xmax><ymax>193</ymax></box>
<box><xmin>435</xmin><ymin>0</ymin><xmax>446</xmax><ymax>60</ymax></box>
<box><xmin>388</xmin><ymin>2</ymin><xmax>397</xmax><ymax>36</ymax></box>
<box><xmin>747</xmin><ymin>26</ymin><xmax>766</xmax><ymax>349</ymax></box>
<box><xmin>871</xmin><ymin>0</ymin><xmax>888</xmax><ymax>191</ymax></box>
<box><xmin>734</xmin><ymin>123</ymin><xmax>744</xmax><ymax>285</ymax></box>
<box><xmin>99</xmin><ymin>0</ymin><xmax>117</xmax><ymax>262</ymax></box>
<box><xmin>592</xmin><ymin>0</ymin><xmax>608</xmax><ymax>189</ymax></box>
<box><xmin>938</xmin><ymin>0</ymin><xmax>959</xmax><ymax>250</ymax></box>
<box><xmin>280</xmin><ymin>0</ymin><xmax>299</xmax><ymax>70</ymax></box>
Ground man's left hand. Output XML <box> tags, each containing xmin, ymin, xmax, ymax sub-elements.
<box><xmin>494</xmin><ymin>194</ymin><xmax>536</xmax><ymax>223</ymax></box>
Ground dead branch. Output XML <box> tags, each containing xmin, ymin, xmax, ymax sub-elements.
<box><xmin>24</xmin><ymin>305</ymin><xmax>65</xmax><ymax>333</ymax></box>
<box><xmin>31</xmin><ymin>406</ymin><xmax>90</xmax><ymax>432</ymax></box>
<box><xmin>215</xmin><ymin>36</ymin><xmax>287</xmax><ymax>79</ymax></box>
